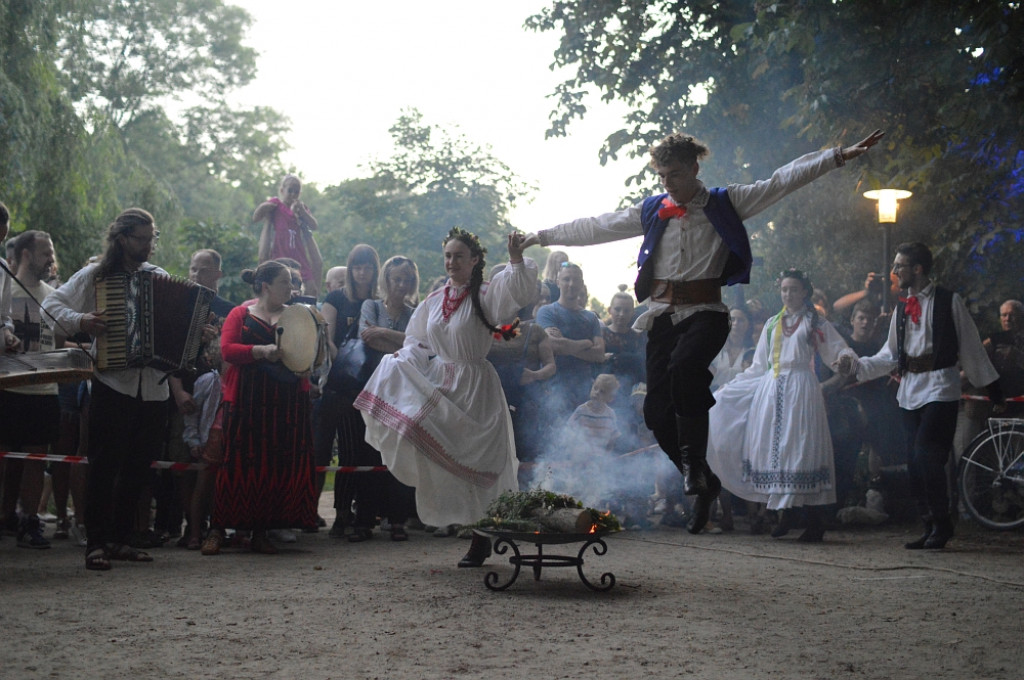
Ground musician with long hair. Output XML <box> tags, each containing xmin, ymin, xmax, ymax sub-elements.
<box><xmin>201</xmin><ymin>260</ymin><xmax>318</xmax><ymax>555</ymax></box>
<box><xmin>42</xmin><ymin>208</ymin><xmax>170</xmax><ymax>570</ymax></box>
<box><xmin>355</xmin><ymin>228</ymin><xmax>537</xmax><ymax>568</ymax></box>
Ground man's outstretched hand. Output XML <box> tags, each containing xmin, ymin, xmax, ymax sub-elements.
<box><xmin>520</xmin><ymin>233</ymin><xmax>542</xmax><ymax>249</ymax></box>
<box><xmin>842</xmin><ymin>129</ymin><xmax>885</xmax><ymax>161</ymax></box>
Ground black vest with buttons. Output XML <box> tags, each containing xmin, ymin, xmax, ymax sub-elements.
<box><xmin>896</xmin><ymin>286</ymin><xmax>958</xmax><ymax>376</ymax></box>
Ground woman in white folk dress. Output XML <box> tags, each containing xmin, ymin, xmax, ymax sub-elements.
<box><xmin>355</xmin><ymin>228</ymin><xmax>537</xmax><ymax>567</ymax></box>
<box><xmin>707</xmin><ymin>269</ymin><xmax>856</xmax><ymax>542</ymax></box>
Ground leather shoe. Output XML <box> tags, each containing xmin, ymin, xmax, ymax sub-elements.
<box><xmin>771</xmin><ymin>509</ymin><xmax>795</xmax><ymax>538</ymax></box>
<box><xmin>922</xmin><ymin>517</ymin><xmax>953</xmax><ymax>549</ymax></box>
<box><xmin>348</xmin><ymin>527</ymin><xmax>374</xmax><ymax>543</ymax></box>
<box><xmin>904</xmin><ymin>518</ymin><xmax>934</xmax><ymax>550</ymax></box>
<box><xmin>687</xmin><ymin>472</ymin><xmax>721</xmax><ymax>535</ymax></box>
<box><xmin>457</xmin><ymin>534</ymin><xmax>492</xmax><ymax>568</ymax></box>
<box><xmin>797</xmin><ymin>526</ymin><xmax>825</xmax><ymax>542</ymax></box>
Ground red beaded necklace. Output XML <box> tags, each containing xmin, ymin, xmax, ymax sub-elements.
<box><xmin>441</xmin><ymin>285</ymin><xmax>470</xmax><ymax>322</ymax></box>
<box><xmin>781</xmin><ymin>312</ymin><xmax>802</xmax><ymax>337</ymax></box>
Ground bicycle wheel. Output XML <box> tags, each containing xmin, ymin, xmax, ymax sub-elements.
<box><xmin>958</xmin><ymin>423</ymin><xmax>1024</xmax><ymax>530</ymax></box>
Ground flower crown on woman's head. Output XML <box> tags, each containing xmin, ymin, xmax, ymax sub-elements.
<box><xmin>443</xmin><ymin>226</ymin><xmax>487</xmax><ymax>258</ymax></box>
<box><xmin>776</xmin><ymin>267</ymin><xmax>812</xmax><ymax>291</ymax></box>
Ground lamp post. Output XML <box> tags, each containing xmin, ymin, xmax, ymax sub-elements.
<box><xmin>863</xmin><ymin>189</ymin><xmax>912</xmax><ymax>312</ymax></box>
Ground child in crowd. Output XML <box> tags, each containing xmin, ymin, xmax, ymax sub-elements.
<box><xmin>183</xmin><ymin>342</ymin><xmax>223</xmax><ymax>552</ymax></box>
<box><xmin>567</xmin><ymin>373</ymin><xmax>621</xmax><ymax>453</ymax></box>
<box><xmin>540</xmin><ymin>374</ymin><xmax>622</xmax><ymax>508</ymax></box>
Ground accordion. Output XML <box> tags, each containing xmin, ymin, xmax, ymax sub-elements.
<box><xmin>95</xmin><ymin>270</ymin><xmax>215</xmax><ymax>372</ymax></box>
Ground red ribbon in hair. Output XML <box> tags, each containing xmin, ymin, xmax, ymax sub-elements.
<box><xmin>492</xmin><ymin>319</ymin><xmax>521</xmax><ymax>341</ymax></box>
<box><xmin>657</xmin><ymin>198</ymin><xmax>687</xmax><ymax>220</ymax></box>
<box><xmin>900</xmin><ymin>295</ymin><xmax>922</xmax><ymax>324</ymax></box>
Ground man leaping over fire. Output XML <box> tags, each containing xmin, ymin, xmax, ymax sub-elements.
<box><xmin>521</xmin><ymin>129</ymin><xmax>884</xmax><ymax>534</ymax></box>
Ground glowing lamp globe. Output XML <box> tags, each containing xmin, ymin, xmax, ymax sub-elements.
<box><xmin>863</xmin><ymin>189</ymin><xmax>912</xmax><ymax>223</ymax></box>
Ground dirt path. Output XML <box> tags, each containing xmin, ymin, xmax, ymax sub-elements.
<box><xmin>2</xmin><ymin>500</ymin><xmax>1022</xmax><ymax>680</ymax></box>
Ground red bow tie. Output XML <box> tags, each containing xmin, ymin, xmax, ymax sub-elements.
<box><xmin>657</xmin><ymin>198</ymin><xmax>687</xmax><ymax>220</ymax></box>
<box><xmin>900</xmin><ymin>295</ymin><xmax>922</xmax><ymax>324</ymax></box>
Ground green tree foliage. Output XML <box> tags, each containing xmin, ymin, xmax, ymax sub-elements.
<box><xmin>1</xmin><ymin>0</ymin><xmax>117</xmax><ymax>269</ymax></box>
<box><xmin>176</xmin><ymin>219</ymin><xmax>255</xmax><ymax>303</ymax></box>
<box><xmin>118</xmin><ymin>104</ymin><xmax>289</xmax><ymax>278</ymax></box>
<box><xmin>58</xmin><ymin>0</ymin><xmax>257</xmax><ymax>126</ymax></box>
<box><xmin>2</xmin><ymin>1</ymin><xmax>288</xmax><ymax>281</ymax></box>
<box><xmin>527</xmin><ymin>1</ymin><xmax>1023</xmax><ymax>320</ymax></box>
<box><xmin>313</xmin><ymin>110</ymin><xmax>535</xmax><ymax>291</ymax></box>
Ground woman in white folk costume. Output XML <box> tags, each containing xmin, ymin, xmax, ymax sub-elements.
<box><xmin>707</xmin><ymin>269</ymin><xmax>856</xmax><ymax>542</ymax></box>
<box><xmin>355</xmin><ymin>228</ymin><xmax>537</xmax><ymax>567</ymax></box>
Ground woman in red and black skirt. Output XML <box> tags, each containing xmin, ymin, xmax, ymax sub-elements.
<box><xmin>204</xmin><ymin>260</ymin><xmax>317</xmax><ymax>555</ymax></box>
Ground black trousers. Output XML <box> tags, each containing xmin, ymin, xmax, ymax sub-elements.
<box><xmin>643</xmin><ymin>310</ymin><xmax>731</xmax><ymax>466</ymax></box>
<box><xmin>901</xmin><ymin>400</ymin><xmax>959</xmax><ymax>519</ymax></box>
<box><xmin>314</xmin><ymin>388</ymin><xmax>410</xmax><ymax>526</ymax></box>
<box><xmin>85</xmin><ymin>379</ymin><xmax>169</xmax><ymax>551</ymax></box>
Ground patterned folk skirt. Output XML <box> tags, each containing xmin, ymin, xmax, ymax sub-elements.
<box><xmin>213</xmin><ymin>363</ymin><xmax>317</xmax><ymax>530</ymax></box>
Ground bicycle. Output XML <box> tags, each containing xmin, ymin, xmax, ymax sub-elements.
<box><xmin>957</xmin><ymin>417</ymin><xmax>1024</xmax><ymax>530</ymax></box>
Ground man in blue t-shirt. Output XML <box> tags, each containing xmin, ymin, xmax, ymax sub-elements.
<box><xmin>535</xmin><ymin>263</ymin><xmax>606</xmax><ymax>417</ymax></box>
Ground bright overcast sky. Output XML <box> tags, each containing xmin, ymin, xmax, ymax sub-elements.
<box><xmin>227</xmin><ymin>0</ymin><xmax>646</xmax><ymax>304</ymax></box>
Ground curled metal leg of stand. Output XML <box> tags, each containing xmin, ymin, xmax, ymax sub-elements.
<box><xmin>478</xmin><ymin>530</ymin><xmax>616</xmax><ymax>591</ymax></box>
<box><xmin>576</xmin><ymin>538</ymin><xmax>615</xmax><ymax>592</ymax></box>
<box><xmin>484</xmin><ymin>536</ymin><xmax>521</xmax><ymax>591</ymax></box>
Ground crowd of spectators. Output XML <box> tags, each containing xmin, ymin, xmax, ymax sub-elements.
<box><xmin>2</xmin><ymin>196</ymin><xmax>1021</xmax><ymax>560</ymax></box>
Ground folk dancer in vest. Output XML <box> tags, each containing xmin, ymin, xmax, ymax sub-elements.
<box><xmin>841</xmin><ymin>242</ymin><xmax>1004</xmax><ymax>549</ymax></box>
<box><xmin>521</xmin><ymin>129</ymin><xmax>885</xmax><ymax>533</ymax></box>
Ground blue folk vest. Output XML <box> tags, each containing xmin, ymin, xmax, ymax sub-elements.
<box><xmin>634</xmin><ymin>188</ymin><xmax>752</xmax><ymax>302</ymax></box>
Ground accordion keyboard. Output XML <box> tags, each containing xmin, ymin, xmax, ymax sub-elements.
<box><xmin>96</xmin><ymin>277</ymin><xmax>128</xmax><ymax>370</ymax></box>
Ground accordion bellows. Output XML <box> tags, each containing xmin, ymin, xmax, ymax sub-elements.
<box><xmin>95</xmin><ymin>271</ymin><xmax>215</xmax><ymax>373</ymax></box>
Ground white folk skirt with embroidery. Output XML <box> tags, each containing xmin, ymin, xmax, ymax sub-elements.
<box><xmin>356</xmin><ymin>354</ymin><xmax>518</xmax><ymax>526</ymax></box>
<box><xmin>354</xmin><ymin>262</ymin><xmax>535</xmax><ymax>527</ymax></box>
<box><xmin>707</xmin><ymin>314</ymin><xmax>849</xmax><ymax>510</ymax></box>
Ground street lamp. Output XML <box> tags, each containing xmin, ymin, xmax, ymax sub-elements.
<box><xmin>863</xmin><ymin>189</ymin><xmax>912</xmax><ymax>312</ymax></box>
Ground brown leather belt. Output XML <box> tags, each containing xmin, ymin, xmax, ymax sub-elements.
<box><xmin>905</xmin><ymin>353</ymin><xmax>935</xmax><ymax>373</ymax></box>
<box><xmin>649</xmin><ymin>278</ymin><xmax>722</xmax><ymax>305</ymax></box>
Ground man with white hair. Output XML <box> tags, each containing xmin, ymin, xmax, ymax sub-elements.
<box><xmin>323</xmin><ymin>266</ymin><xmax>347</xmax><ymax>295</ymax></box>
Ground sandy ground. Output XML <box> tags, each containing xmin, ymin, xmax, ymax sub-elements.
<box><xmin>2</xmin><ymin>494</ymin><xmax>1023</xmax><ymax>680</ymax></box>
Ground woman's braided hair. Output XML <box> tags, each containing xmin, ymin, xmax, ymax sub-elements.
<box><xmin>443</xmin><ymin>227</ymin><xmax>518</xmax><ymax>341</ymax></box>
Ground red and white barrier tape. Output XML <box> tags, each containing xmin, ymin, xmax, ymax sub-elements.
<box><xmin>961</xmin><ymin>394</ymin><xmax>1024</xmax><ymax>402</ymax></box>
<box><xmin>0</xmin><ymin>451</ymin><xmax>387</xmax><ymax>473</ymax></box>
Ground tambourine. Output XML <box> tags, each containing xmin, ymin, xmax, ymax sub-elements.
<box><xmin>275</xmin><ymin>304</ymin><xmax>328</xmax><ymax>374</ymax></box>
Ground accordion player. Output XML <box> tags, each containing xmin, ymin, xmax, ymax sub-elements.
<box><xmin>95</xmin><ymin>270</ymin><xmax>215</xmax><ymax>373</ymax></box>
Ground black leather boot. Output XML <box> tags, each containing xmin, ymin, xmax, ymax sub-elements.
<box><xmin>771</xmin><ymin>509</ymin><xmax>795</xmax><ymax>538</ymax></box>
<box><xmin>676</xmin><ymin>415</ymin><xmax>721</xmax><ymax>534</ymax></box>
<box><xmin>797</xmin><ymin>506</ymin><xmax>826</xmax><ymax>542</ymax></box>
<box><xmin>923</xmin><ymin>515</ymin><xmax>953</xmax><ymax>549</ymax></box>
<box><xmin>687</xmin><ymin>479</ymin><xmax>721</xmax><ymax>535</ymax></box>
<box><xmin>904</xmin><ymin>515</ymin><xmax>934</xmax><ymax>550</ymax></box>
<box><xmin>677</xmin><ymin>415</ymin><xmax>712</xmax><ymax>496</ymax></box>
<box><xmin>457</xmin><ymin>533</ymin><xmax>492</xmax><ymax>568</ymax></box>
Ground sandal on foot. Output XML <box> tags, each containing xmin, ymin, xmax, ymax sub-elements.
<box><xmin>108</xmin><ymin>544</ymin><xmax>154</xmax><ymax>562</ymax></box>
<box><xmin>201</xmin><ymin>530</ymin><xmax>223</xmax><ymax>556</ymax></box>
<box><xmin>250</xmin><ymin>533</ymin><xmax>279</xmax><ymax>554</ymax></box>
<box><xmin>348</xmin><ymin>527</ymin><xmax>374</xmax><ymax>543</ymax></box>
<box><xmin>85</xmin><ymin>548</ymin><xmax>111</xmax><ymax>571</ymax></box>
